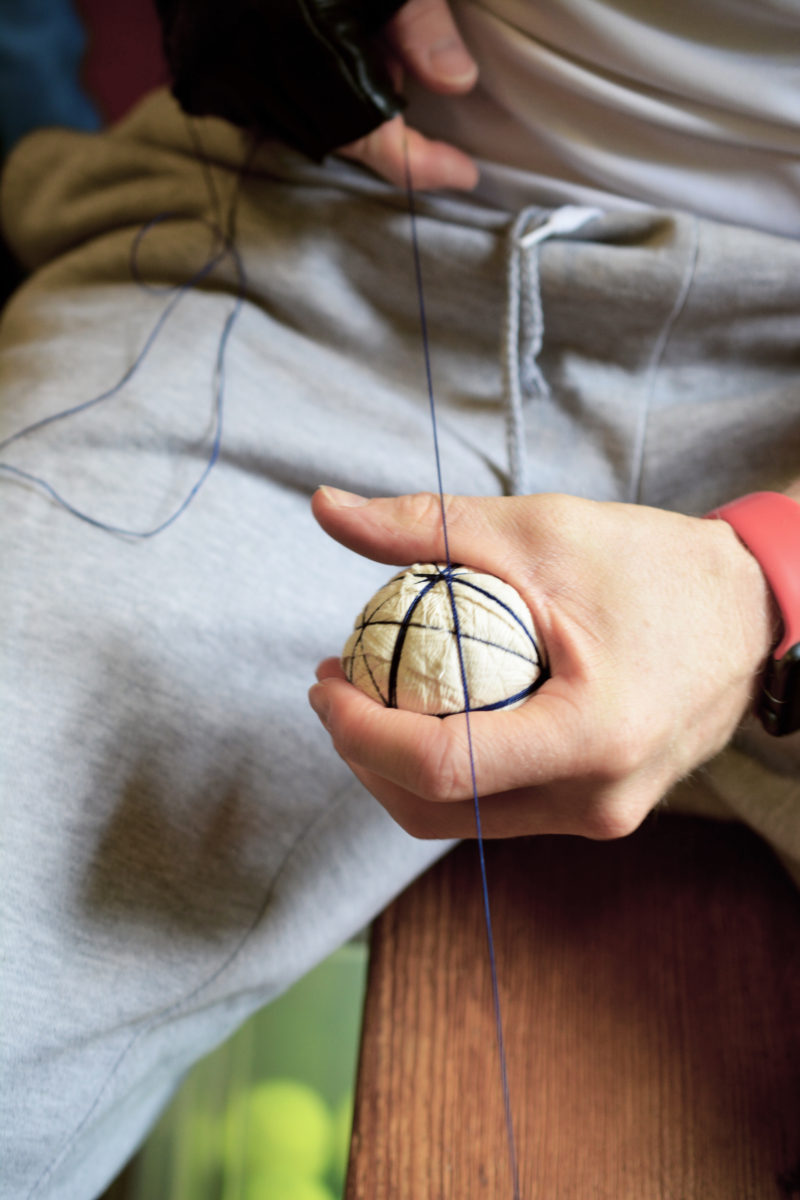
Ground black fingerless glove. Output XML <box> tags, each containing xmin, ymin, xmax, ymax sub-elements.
<box><xmin>153</xmin><ymin>0</ymin><xmax>408</xmax><ymax>159</ymax></box>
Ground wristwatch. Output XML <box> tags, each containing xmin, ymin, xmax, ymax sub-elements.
<box><xmin>706</xmin><ymin>491</ymin><xmax>800</xmax><ymax>736</ymax></box>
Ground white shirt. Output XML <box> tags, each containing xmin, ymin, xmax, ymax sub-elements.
<box><xmin>408</xmin><ymin>0</ymin><xmax>800</xmax><ymax>236</ymax></box>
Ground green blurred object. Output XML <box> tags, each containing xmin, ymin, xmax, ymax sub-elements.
<box><xmin>224</xmin><ymin>1080</ymin><xmax>333</xmax><ymax>1180</ymax></box>
<box><xmin>234</xmin><ymin>1171</ymin><xmax>335</xmax><ymax>1200</ymax></box>
<box><xmin>329</xmin><ymin>1093</ymin><xmax>354</xmax><ymax>1188</ymax></box>
<box><xmin>124</xmin><ymin>942</ymin><xmax>367</xmax><ymax>1199</ymax></box>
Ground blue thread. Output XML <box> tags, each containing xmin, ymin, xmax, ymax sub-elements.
<box><xmin>346</xmin><ymin>585</ymin><xmax>411</xmax><ymax>702</ymax></box>
<box><xmin>387</xmin><ymin>572</ymin><xmax>440</xmax><ymax>708</ymax></box>
<box><xmin>464</xmin><ymin>679</ymin><xmax>540</xmax><ymax>714</ymax></box>
<box><xmin>354</xmin><ymin>614</ymin><xmax>540</xmax><ymax>671</ymax></box>
<box><xmin>455</xmin><ymin>576</ymin><xmax>545</xmax><ymax>660</ymax></box>
<box><xmin>403</xmin><ymin>144</ymin><xmax>522</xmax><ymax>1200</ymax></box>
<box><xmin>0</xmin><ymin>135</ymin><xmax>249</xmax><ymax>538</ymax></box>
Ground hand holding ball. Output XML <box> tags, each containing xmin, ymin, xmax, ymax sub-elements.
<box><xmin>342</xmin><ymin>563</ymin><xmax>547</xmax><ymax>715</ymax></box>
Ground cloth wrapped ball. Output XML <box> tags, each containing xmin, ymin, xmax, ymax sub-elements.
<box><xmin>341</xmin><ymin>563</ymin><xmax>547</xmax><ymax>716</ymax></box>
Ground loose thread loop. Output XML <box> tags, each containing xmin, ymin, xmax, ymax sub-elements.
<box><xmin>0</xmin><ymin>123</ymin><xmax>251</xmax><ymax>538</ymax></box>
<box><xmin>402</xmin><ymin>139</ymin><xmax>522</xmax><ymax>1200</ymax></box>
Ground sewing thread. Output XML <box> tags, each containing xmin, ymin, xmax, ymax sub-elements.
<box><xmin>403</xmin><ymin>141</ymin><xmax>522</xmax><ymax>1200</ymax></box>
<box><xmin>0</xmin><ymin>125</ymin><xmax>249</xmax><ymax>537</ymax></box>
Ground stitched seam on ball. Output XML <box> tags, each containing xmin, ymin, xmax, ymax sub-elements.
<box><xmin>454</xmin><ymin>578</ymin><xmax>541</xmax><ymax>659</ymax></box>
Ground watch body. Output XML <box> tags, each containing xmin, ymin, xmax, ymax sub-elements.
<box><xmin>706</xmin><ymin>491</ymin><xmax>800</xmax><ymax>736</ymax></box>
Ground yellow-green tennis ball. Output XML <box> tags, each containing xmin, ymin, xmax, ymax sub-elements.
<box><xmin>232</xmin><ymin>1080</ymin><xmax>333</xmax><ymax>1180</ymax></box>
<box><xmin>239</xmin><ymin>1170</ymin><xmax>335</xmax><ymax>1200</ymax></box>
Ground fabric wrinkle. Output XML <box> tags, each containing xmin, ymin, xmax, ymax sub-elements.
<box><xmin>3</xmin><ymin>85</ymin><xmax>800</xmax><ymax>1200</ymax></box>
<box><xmin>629</xmin><ymin>216</ymin><xmax>700</xmax><ymax>504</ymax></box>
<box><xmin>502</xmin><ymin>204</ymin><xmax>602</xmax><ymax>496</ymax></box>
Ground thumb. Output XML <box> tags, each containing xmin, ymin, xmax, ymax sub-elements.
<box><xmin>312</xmin><ymin>487</ymin><xmax>524</xmax><ymax>573</ymax></box>
<box><xmin>387</xmin><ymin>0</ymin><xmax>478</xmax><ymax>92</ymax></box>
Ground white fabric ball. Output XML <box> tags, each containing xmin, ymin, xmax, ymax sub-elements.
<box><xmin>342</xmin><ymin>563</ymin><xmax>546</xmax><ymax>716</ymax></box>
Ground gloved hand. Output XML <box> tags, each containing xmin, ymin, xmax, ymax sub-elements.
<box><xmin>154</xmin><ymin>0</ymin><xmax>409</xmax><ymax>159</ymax></box>
<box><xmin>338</xmin><ymin>0</ymin><xmax>479</xmax><ymax>190</ymax></box>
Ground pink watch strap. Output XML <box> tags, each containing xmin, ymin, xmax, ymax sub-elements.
<box><xmin>706</xmin><ymin>491</ymin><xmax>800</xmax><ymax>660</ymax></box>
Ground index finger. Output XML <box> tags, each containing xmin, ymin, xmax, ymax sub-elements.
<box><xmin>339</xmin><ymin>114</ymin><xmax>478</xmax><ymax>191</ymax></box>
<box><xmin>308</xmin><ymin>673</ymin><xmax>588</xmax><ymax>803</ymax></box>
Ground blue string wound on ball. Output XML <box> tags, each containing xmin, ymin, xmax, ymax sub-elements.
<box><xmin>342</xmin><ymin>562</ymin><xmax>548</xmax><ymax>717</ymax></box>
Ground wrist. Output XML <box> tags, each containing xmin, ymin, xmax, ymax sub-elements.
<box><xmin>706</xmin><ymin>491</ymin><xmax>800</xmax><ymax>735</ymax></box>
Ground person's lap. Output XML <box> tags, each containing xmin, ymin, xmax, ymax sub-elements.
<box><xmin>1</xmin><ymin>91</ymin><xmax>799</xmax><ymax>1198</ymax></box>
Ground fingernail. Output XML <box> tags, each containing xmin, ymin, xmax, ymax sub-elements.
<box><xmin>443</xmin><ymin>154</ymin><xmax>480</xmax><ymax>191</ymax></box>
<box><xmin>317</xmin><ymin>485</ymin><xmax>370</xmax><ymax>508</ymax></box>
<box><xmin>308</xmin><ymin>683</ymin><xmax>332</xmax><ymax>728</ymax></box>
<box><xmin>427</xmin><ymin>39</ymin><xmax>478</xmax><ymax>86</ymax></box>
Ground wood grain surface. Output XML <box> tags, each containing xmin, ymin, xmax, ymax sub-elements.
<box><xmin>346</xmin><ymin>816</ymin><xmax>800</xmax><ymax>1200</ymax></box>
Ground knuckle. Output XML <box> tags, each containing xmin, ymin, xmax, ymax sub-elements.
<box><xmin>412</xmin><ymin>721</ymin><xmax>470</xmax><ymax>802</ymax></box>
<box><xmin>330</xmin><ymin>724</ymin><xmax>360</xmax><ymax>766</ymax></box>
<box><xmin>581</xmin><ymin>801</ymin><xmax>644</xmax><ymax>842</ymax></box>
<box><xmin>590</xmin><ymin>717</ymin><xmax>650</xmax><ymax>782</ymax></box>
<box><xmin>393</xmin><ymin>491</ymin><xmax>448</xmax><ymax>547</ymax></box>
<box><xmin>328</xmin><ymin>706</ymin><xmax>375</xmax><ymax>766</ymax></box>
<box><xmin>414</xmin><ymin>490</ymin><xmax>446</xmax><ymax>525</ymax></box>
<box><xmin>576</xmin><ymin>766</ymin><xmax>664</xmax><ymax>840</ymax></box>
<box><xmin>389</xmin><ymin>492</ymin><xmax>474</xmax><ymax>557</ymax></box>
<box><xmin>601</xmin><ymin>740</ymin><xmax>644</xmax><ymax>782</ymax></box>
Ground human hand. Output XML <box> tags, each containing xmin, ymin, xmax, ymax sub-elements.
<box><xmin>338</xmin><ymin>0</ymin><xmax>480</xmax><ymax>190</ymax></box>
<box><xmin>156</xmin><ymin>0</ymin><xmax>477</xmax><ymax>178</ymax></box>
<box><xmin>309</xmin><ymin>488</ymin><xmax>779</xmax><ymax>840</ymax></box>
